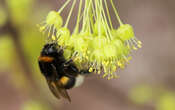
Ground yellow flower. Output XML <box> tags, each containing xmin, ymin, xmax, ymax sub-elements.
<box><xmin>114</xmin><ymin>24</ymin><xmax>142</xmax><ymax>50</ymax></box>
<box><xmin>38</xmin><ymin>0</ymin><xmax>142</xmax><ymax>79</ymax></box>
<box><xmin>39</xmin><ymin>11</ymin><xmax>63</xmax><ymax>37</ymax></box>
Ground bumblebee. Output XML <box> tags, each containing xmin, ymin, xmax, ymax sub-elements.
<box><xmin>38</xmin><ymin>43</ymin><xmax>90</xmax><ymax>102</ymax></box>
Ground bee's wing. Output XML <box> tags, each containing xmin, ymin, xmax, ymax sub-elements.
<box><xmin>49</xmin><ymin>64</ymin><xmax>71</xmax><ymax>102</ymax></box>
<box><xmin>55</xmin><ymin>81</ymin><xmax>71</xmax><ymax>102</ymax></box>
<box><xmin>47</xmin><ymin>80</ymin><xmax>71</xmax><ymax>102</ymax></box>
<box><xmin>47</xmin><ymin>80</ymin><xmax>61</xmax><ymax>99</ymax></box>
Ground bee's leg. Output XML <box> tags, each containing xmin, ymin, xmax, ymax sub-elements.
<box><xmin>79</xmin><ymin>70</ymin><xmax>91</xmax><ymax>75</ymax></box>
<box><xmin>64</xmin><ymin>59</ymin><xmax>73</xmax><ymax>65</ymax></box>
<box><xmin>64</xmin><ymin>52</ymin><xmax>78</xmax><ymax>65</ymax></box>
<box><xmin>64</xmin><ymin>60</ymin><xmax>79</xmax><ymax>73</ymax></box>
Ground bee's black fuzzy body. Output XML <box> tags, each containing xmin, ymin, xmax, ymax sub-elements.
<box><xmin>38</xmin><ymin>43</ymin><xmax>89</xmax><ymax>102</ymax></box>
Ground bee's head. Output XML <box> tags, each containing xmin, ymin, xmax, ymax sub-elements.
<box><xmin>41</xmin><ymin>43</ymin><xmax>63</xmax><ymax>57</ymax></box>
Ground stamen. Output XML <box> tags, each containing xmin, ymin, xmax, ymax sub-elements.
<box><xmin>64</xmin><ymin>0</ymin><xmax>77</xmax><ymax>28</ymax></box>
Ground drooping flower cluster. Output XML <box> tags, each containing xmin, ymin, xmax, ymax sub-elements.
<box><xmin>38</xmin><ymin>0</ymin><xmax>142</xmax><ymax>80</ymax></box>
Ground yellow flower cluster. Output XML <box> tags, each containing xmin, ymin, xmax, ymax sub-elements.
<box><xmin>39</xmin><ymin>0</ymin><xmax>142</xmax><ymax>80</ymax></box>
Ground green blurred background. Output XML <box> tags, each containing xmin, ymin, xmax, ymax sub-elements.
<box><xmin>0</xmin><ymin>0</ymin><xmax>175</xmax><ymax>110</ymax></box>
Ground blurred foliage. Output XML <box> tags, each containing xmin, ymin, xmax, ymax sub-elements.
<box><xmin>156</xmin><ymin>92</ymin><xmax>175</xmax><ymax>110</ymax></box>
<box><xmin>20</xmin><ymin>25</ymin><xmax>45</xmax><ymax>77</ymax></box>
<box><xmin>129</xmin><ymin>84</ymin><xmax>154</xmax><ymax>104</ymax></box>
<box><xmin>0</xmin><ymin>35</ymin><xmax>15</xmax><ymax>70</ymax></box>
<box><xmin>21</xmin><ymin>100</ymin><xmax>51</xmax><ymax>110</ymax></box>
<box><xmin>129</xmin><ymin>84</ymin><xmax>175</xmax><ymax>110</ymax></box>
<box><xmin>6</xmin><ymin>0</ymin><xmax>34</xmax><ymax>26</ymax></box>
<box><xmin>4</xmin><ymin>0</ymin><xmax>47</xmax><ymax>83</ymax></box>
<box><xmin>0</xmin><ymin>35</ymin><xmax>32</xmax><ymax>91</ymax></box>
<box><xmin>0</xmin><ymin>5</ymin><xmax>7</xmax><ymax>27</ymax></box>
<box><xmin>0</xmin><ymin>0</ymin><xmax>55</xmax><ymax>109</ymax></box>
